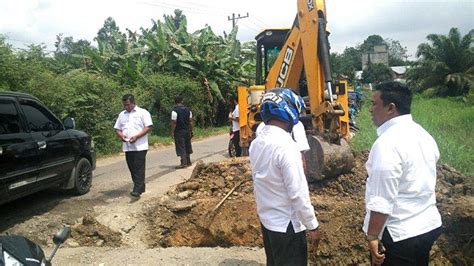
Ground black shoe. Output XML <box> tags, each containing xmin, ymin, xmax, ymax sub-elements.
<box><xmin>175</xmin><ymin>164</ymin><xmax>187</xmax><ymax>169</ymax></box>
<box><xmin>130</xmin><ymin>191</ymin><xmax>141</xmax><ymax>197</ymax></box>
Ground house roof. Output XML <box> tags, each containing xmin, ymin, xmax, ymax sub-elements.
<box><xmin>355</xmin><ymin>66</ymin><xmax>409</xmax><ymax>80</ymax></box>
<box><xmin>391</xmin><ymin>66</ymin><xmax>408</xmax><ymax>75</ymax></box>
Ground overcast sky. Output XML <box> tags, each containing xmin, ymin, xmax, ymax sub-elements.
<box><xmin>0</xmin><ymin>0</ymin><xmax>473</xmax><ymax>59</ymax></box>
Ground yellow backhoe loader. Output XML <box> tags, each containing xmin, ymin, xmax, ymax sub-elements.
<box><xmin>237</xmin><ymin>0</ymin><xmax>354</xmax><ymax>181</ymax></box>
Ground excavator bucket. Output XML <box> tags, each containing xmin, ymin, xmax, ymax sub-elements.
<box><xmin>306</xmin><ymin>135</ymin><xmax>354</xmax><ymax>181</ymax></box>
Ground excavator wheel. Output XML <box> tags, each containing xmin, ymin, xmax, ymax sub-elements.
<box><xmin>305</xmin><ymin>135</ymin><xmax>354</xmax><ymax>181</ymax></box>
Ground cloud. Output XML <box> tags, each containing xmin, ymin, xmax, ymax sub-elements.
<box><xmin>327</xmin><ymin>0</ymin><xmax>473</xmax><ymax>57</ymax></box>
<box><xmin>0</xmin><ymin>0</ymin><xmax>472</xmax><ymax>58</ymax></box>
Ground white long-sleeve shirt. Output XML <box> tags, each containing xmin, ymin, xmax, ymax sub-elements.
<box><xmin>249</xmin><ymin>124</ymin><xmax>318</xmax><ymax>233</ymax></box>
<box><xmin>363</xmin><ymin>114</ymin><xmax>442</xmax><ymax>242</ymax></box>
<box><xmin>256</xmin><ymin>121</ymin><xmax>310</xmax><ymax>152</ymax></box>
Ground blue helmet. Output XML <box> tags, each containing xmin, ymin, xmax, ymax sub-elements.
<box><xmin>260</xmin><ymin>88</ymin><xmax>305</xmax><ymax>128</ymax></box>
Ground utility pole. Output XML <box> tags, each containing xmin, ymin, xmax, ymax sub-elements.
<box><xmin>227</xmin><ymin>12</ymin><xmax>249</xmax><ymax>29</ymax></box>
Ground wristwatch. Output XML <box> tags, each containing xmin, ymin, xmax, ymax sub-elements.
<box><xmin>367</xmin><ymin>234</ymin><xmax>379</xmax><ymax>241</ymax></box>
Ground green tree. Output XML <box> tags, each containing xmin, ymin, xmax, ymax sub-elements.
<box><xmin>331</xmin><ymin>51</ymin><xmax>357</xmax><ymax>82</ymax></box>
<box><xmin>0</xmin><ymin>36</ymin><xmax>27</xmax><ymax>90</ymax></box>
<box><xmin>362</xmin><ymin>63</ymin><xmax>392</xmax><ymax>83</ymax></box>
<box><xmin>96</xmin><ymin>17</ymin><xmax>127</xmax><ymax>55</ymax></box>
<box><xmin>61</xmin><ymin>71</ymin><xmax>122</xmax><ymax>153</ymax></box>
<box><xmin>239</xmin><ymin>40</ymin><xmax>256</xmax><ymax>84</ymax></box>
<box><xmin>359</xmin><ymin>35</ymin><xmax>385</xmax><ymax>53</ymax></box>
<box><xmin>137</xmin><ymin>73</ymin><xmax>206</xmax><ymax>132</ymax></box>
<box><xmin>408</xmin><ymin>28</ymin><xmax>473</xmax><ymax>96</ymax></box>
<box><xmin>53</xmin><ymin>35</ymin><xmax>93</xmax><ymax>73</ymax></box>
<box><xmin>93</xmin><ymin>17</ymin><xmax>129</xmax><ymax>76</ymax></box>
<box><xmin>342</xmin><ymin>47</ymin><xmax>363</xmax><ymax>70</ymax></box>
<box><xmin>386</xmin><ymin>39</ymin><xmax>408</xmax><ymax>66</ymax></box>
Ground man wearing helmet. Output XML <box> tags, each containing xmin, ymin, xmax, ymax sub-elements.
<box><xmin>249</xmin><ymin>88</ymin><xmax>321</xmax><ymax>265</ymax></box>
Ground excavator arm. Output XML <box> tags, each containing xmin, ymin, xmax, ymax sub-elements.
<box><xmin>238</xmin><ymin>0</ymin><xmax>354</xmax><ymax>180</ymax></box>
<box><xmin>267</xmin><ymin>0</ymin><xmax>348</xmax><ymax>140</ymax></box>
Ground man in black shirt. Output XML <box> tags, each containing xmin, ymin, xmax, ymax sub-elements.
<box><xmin>171</xmin><ymin>96</ymin><xmax>193</xmax><ymax>168</ymax></box>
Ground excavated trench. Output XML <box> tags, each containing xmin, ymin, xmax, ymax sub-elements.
<box><xmin>14</xmin><ymin>153</ymin><xmax>468</xmax><ymax>264</ymax></box>
<box><xmin>141</xmin><ymin>153</ymin><xmax>473</xmax><ymax>265</ymax></box>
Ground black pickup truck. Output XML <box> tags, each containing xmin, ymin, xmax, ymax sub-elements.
<box><xmin>0</xmin><ymin>91</ymin><xmax>96</xmax><ymax>205</ymax></box>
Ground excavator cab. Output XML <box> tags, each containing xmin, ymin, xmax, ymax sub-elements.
<box><xmin>238</xmin><ymin>0</ymin><xmax>354</xmax><ymax>181</ymax></box>
<box><xmin>255</xmin><ymin>29</ymin><xmax>290</xmax><ymax>86</ymax></box>
<box><xmin>236</xmin><ymin>29</ymin><xmax>291</xmax><ymax>153</ymax></box>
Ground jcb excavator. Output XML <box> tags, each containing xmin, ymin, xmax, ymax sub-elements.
<box><xmin>237</xmin><ymin>0</ymin><xmax>354</xmax><ymax>181</ymax></box>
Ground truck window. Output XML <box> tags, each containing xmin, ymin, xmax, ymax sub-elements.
<box><xmin>19</xmin><ymin>99</ymin><xmax>62</xmax><ymax>132</ymax></box>
<box><xmin>0</xmin><ymin>99</ymin><xmax>22</xmax><ymax>134</ymax></box>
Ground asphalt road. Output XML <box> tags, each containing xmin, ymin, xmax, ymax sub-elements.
<box><xmin>89</xmin><ymin>133</ymin><xmax>230</xmax><ymax>198</ymax></box>
<box><xmin>0</xmin><ymin>133</ymin><xmax>231</xmax><ymax>231</ymax></box>
<box><xmin>0</xmin><ymin>133</ymin><xmax>267</xmax><ymax>265</ymax></box>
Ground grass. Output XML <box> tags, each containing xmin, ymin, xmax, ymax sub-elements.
<box><xmin>350</xmin><ymin>91</ymin><xmax>473</xmax><ymax>176</ymax></box>
<box><xmin>148</xmin><ymin>125</ymin><xmax>229</xmax><ymax>147</ymax></box>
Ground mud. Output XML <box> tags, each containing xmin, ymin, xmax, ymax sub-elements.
<box><xmin>142</xmin><ymin>152</ymin><xmax>473</xmax><ymax>265</ymax></box>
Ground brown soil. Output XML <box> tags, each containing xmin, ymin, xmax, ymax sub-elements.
<box><xmin>2</xmin><ymin>150</ymin><xmax>471</xmax><ymax>265</ymax></box>
<box><xmin>71</xmin><ymin>214</ymin><xmax>123</xmax><ymax>247</ymax></box>
<box><xmin>141</xmin><ymin>152</ymin><xmax>473</xmax><ymax>265</ymax></box>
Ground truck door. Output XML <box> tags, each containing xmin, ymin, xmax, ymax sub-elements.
<box><xmin>18</xmin><ymin>98</ymin><xmax>75</xmax><ymax>186</ymax></box>
<box><xmin>0</xmin><ymin>97</ymin><xmax>40</xmax><ymax>203</ymax></box>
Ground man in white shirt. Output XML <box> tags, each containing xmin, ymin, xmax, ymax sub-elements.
<box><xmin>114</xmin><ymin>94</ymin><xmax>153</xmax><ymax>198</ymax></box>
<box><xmin>256</xmin><ymin>120</ymin><xmax>310</xmax><ymax>171</ymax></box>
<box><xmin>256</xmin><ymin>121</ymin><xmax>309</xmax><ymax>152</ymax></box>
<box><xmin>230</xmin><ymin>96</ymin><xmax>242</xmax><ymax>157</ymax></box>
<box><xmin>364</xmin><ymin>81</ymin><xmax>442</xmax><ymax>265</ymax></box>
<box><xmin>250</xmin><ymin>88</ymin><xmax>320</xmax><ymax>265</ymax></box>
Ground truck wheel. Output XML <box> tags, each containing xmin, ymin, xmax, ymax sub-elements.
<box><xmin>72</xmin><ymin>158</ymin><xmax>92</xmax><ymax>195</ymax></box>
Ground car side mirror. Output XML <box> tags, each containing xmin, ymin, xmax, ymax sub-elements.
<box><xmin>64</xmin><ymin>118</ymin><xmax>76</xmax><ymax>129</ymax></box>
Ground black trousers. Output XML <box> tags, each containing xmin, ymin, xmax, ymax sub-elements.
<box><xmin>125</xmin><ymin>150</ymin><xmax>147</xmax><ymax>193</ymax></box>
<box><xmin>174</xmin><ymin>130</ymin><xmax>193</xmax><ymax>156</ymax></box>
<box><xmin>232</xmin><ymin>130</ymin><xmax>242</xmax><ymax>157</ymax></box>
<box><xmin>380</xmin><ymin>226</ymin><xmax>442</xmax><ymax>266</ymax></box>
<box><xmin>261</xmin><ymin>222</ymin><xmax>307</xmax><ymax>266</ymax></box>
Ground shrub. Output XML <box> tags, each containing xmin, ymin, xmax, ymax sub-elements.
<box><xmin>136</xmin><ymin>73</ymin><xmax>208</xmax><ymax>135</ymax></box>
<box><xmin>362</xmin><ymin>63</ymin><xmax>393</xmax><ymax>84</ymax></box>
<box><xmin>60</xmin><ymin>71</ymin><xmax>123</xmax><ymax>154</ymax></box>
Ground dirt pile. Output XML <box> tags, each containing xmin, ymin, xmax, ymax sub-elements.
<box><xmin>143</xmin><ymin>157</ymin><xmax>261</xmax><ymax>248</ymax></box>
<box><xmin>70</xmin><ymin>214</ymin><xmax>122</xmax><ymax>247</ymax></box>
<box><xmin>435</xmin><ymin>164</ymin><xmax>474</xmax><ymax>265</ymax></box>
<box><xmin>143</xmin><ymin>152</ymin><xmax>473</xmax><ymax>265</ymax></box>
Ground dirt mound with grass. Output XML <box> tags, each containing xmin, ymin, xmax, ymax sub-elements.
<box><xmin>142</xmin><ymin>152</ymin><xmax>473</xmax><ymax>265</ymax></box>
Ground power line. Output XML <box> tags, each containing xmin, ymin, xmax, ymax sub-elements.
<box><xmin>139</xmin><ymin>1</ymin><xmax>213</xmax><ymax>15</ymax></box>
<box><xmin>227</xmin><ymin>12</ymin><xmax>249</xmax><ymax>29</ymax></box>
<box><xmin>240</xmin><ymin>20</ymin><xmax>261</xmax><ymax>33</ymax></box>
<box><xmin>139</xmin><ymin>0</ymin><xmax>236</xmax><ymax>17</ymax></box>
<box><xmin>245</xmin><ymin>19</ymin><xmax>268</xmax><ymax>31</ymax></box>
<box><xmin>251</xmin><ymin>16</ymin><xmax>271</xmax><ymax>29</ymax></box>
<box><xmin>178</xmin><ymin>1</ymin><xmax>235</xmax><ymax>14</ymax></box>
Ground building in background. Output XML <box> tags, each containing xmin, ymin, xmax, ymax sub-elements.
<box><xmin>362</xmin><ymin>45</ymin><xmax>389</xmax><ymax>70</ymax></box>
